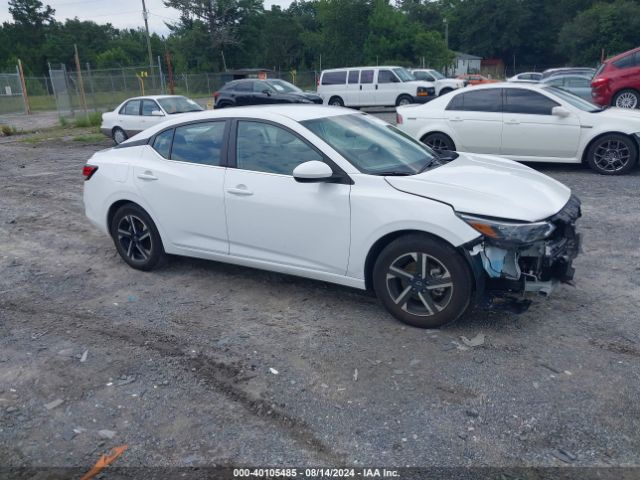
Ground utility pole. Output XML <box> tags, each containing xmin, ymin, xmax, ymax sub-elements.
<box><xmin>141</xmin><ymin>0</ymin><xmax>155</xmax><ymax>86</ymax></box>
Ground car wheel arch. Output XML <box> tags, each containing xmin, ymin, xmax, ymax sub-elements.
<box><xmin>581</xmin><ymin>131</ymin><xmax>639</xmax><ymax>164</ymax></box>
<box><xmin>612</xmin><ymin>88</ymin><xmax>640</xmax><ymax>107</ymax></box>
<box><xmin>363</xmin><ymin>229</ymin><xmax>462</xmax><ymax>291</ymax></box>
<box><xmin>106</xmin><ymin>199</ymin><xmax>165</xmax><ymax>241</ymax></box>
<box><xmin>420</xmin><ymin>131</ymin><xmax>457</xmax><ymax>150</ymax></box>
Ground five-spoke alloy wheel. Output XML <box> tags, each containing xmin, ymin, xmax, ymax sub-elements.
<box><xmin>587</xmin><ymin>133</ymin><xmax>638</xmax><ymax>175</ymax></box>
<box><xmin>373</xmin><ymin>234</ymin><xmax>472</xmax><ymax>328</ymax></box>
<box><xmin>421</xmin><ymin>132</ymin><xmax>455</xmax><ymax>153</ymax></box>
<box><xmin>110</xmin><ymin>204</ymin><xmax>165</xmax><ymax>270</ymax></box>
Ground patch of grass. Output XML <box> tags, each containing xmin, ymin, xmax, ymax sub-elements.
<box><xmin>72</xmin><ymin>133</ymin><xmax>105</xmax><ymax>142</ymax></box>
<box><xmin>73</xmin><ymin>111</ymin><xmax>102</xmax><ymax>128</ymax></box>
<box><xmin>1</xmin><ymin>124</ymin><xmax>18</xmax><ymax>136</ymax></box>
<box><xmin>59</xmin><ymin>116</ymin><xmax>70</xmax><ymax>128</ymax></box>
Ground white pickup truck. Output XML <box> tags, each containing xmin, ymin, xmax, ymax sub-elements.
<box><xmin>410</xmin><ymin>69</ymin><xmax>466</xmax><ymax>96</ymax></box>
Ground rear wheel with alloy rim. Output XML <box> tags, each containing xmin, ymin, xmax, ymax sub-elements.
<box><xmin>112</xmin><ymin>127</ymin><xmax>127</xmax><ymax>145</ymax></box>
<box><xmin>110</xmin><ymin>204</ymin><xmax>165</xmax><ymax>271</ymax></box>
<box><xmin>328</xmin><ymin>96</ymin><xmax>344</xmax><ymax>107</ymax></box>
<box><xmin>613</xmin><ymin>89</ymin><xmax>639</xmax><ymax>109</ymax></box>
<box><xmin>586</xmin><ymin>133</ymin><xmax>638</xmax><ymax>175</ymax></box>
<box><xmin>421</xmin><ymin>132</ymin><xmax>455</xmax><ymax>153</ymax></box>
<box><xmin>373</xmin><ymin>234</ymin><xmax>473</xmax><ymax>328</ymax></box>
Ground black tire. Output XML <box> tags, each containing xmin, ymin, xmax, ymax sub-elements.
<box><xmin>421</xmin><ymin>132</ymin><xmax>455</xmax><ymax>153</ymax></box>
<box><xmin>217</xmin><ymin>101</ymin><xmax>232</xmax><ymax>109</ymax></box>
<box><xmin>110</xmin><ymin>203</ymin><xmax>166</xmax><ymax>271</ymax></box>
<box><xmin>586</xmin><ymin>133</ymin><xmax>638</xmax><ymax>175</ymax></box>
<box><xmin>328</xmin><ymin>96</ymin><xmax>344</xmax><ymax>107</ymax></box>
<box><xmin>112</xmin><ymin>127</ymin><xmax>127</xmax><ymax>145</ymax></box>
<box><xmin>396</xmin><ymin>95</ymin><xmax>413</xmax><ymax>107</ymax></box>
<box><xmin>612</xmin><ymin>89</ymin><xmax>640</xmax><ymax>109</ymax></box>
<box><xmin>439</xmin><ymin>88</ymin><xmax>453</xmax><ymax>96</ymax></box>
<box><xmin>372</xmin><ymin>234</ymin><xmax>473</xmax><ymax>328</ymax></box>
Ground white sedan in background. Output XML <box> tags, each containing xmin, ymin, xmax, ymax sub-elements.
<box><xmin>84</xmin><ymin>106</ymin><xmax>581</xmax><ymax>328</ymax></box>
<box><xmin>100</xmin><ymin>95</ymin><xmax>203</xmax><ymax>144</ymax></box>
<box><xmin>397</xmin><ymin>83</ymin><xmax>640</xmax><ymax>175</ymax></box>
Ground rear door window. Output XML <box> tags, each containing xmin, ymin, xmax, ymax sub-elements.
<box><xmin>446</xmin><ymin>89</ymin><xmax>502</xmax><ymax>112</ymax></box>
<box><xmin>613</xmin><ymin>52</ymin><xmax>639</xmax><ymax>69</ymax></box>
<box><xmin>234</xmin><ymin>82</ymin><xmax>253</xmax><ymax>92</ymax></box>
<box><xmin>360</xmin><ymin>70</ymin><xmax>374</xmax><ymax>84</ymax></box>
<box><xmin>152</xmin><ymin>129</ymin><xmax>174</xmax><ymax>158</ymax></box>
<box><xmin>322</xmin><ymin>71</ymin><xmax>347</xmax><ymax>85</ymax></box>
<box><xmin>348</xmin><ymin>70</ymin><xmax>359</xmax><ymax>84</ymax></box>
<box><xmin>121</xmin><ymin>100</ymin><xmax>141</xmax><ymax>115</ymax></box>
<box><xmin>171</xmin><ymin>121</ymin><xmax>226</xmax><ymax>166</ymax></box>
<box><xmin>504</xmin><ymin>89</ymin><xmax>559</xmax><ymax>115</ymax></box>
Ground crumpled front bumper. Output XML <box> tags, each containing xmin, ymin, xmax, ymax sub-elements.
<box><xmin>464</xmin><ymin>195</ymin><xmax>582</xmax><ymax>311</ymax></box>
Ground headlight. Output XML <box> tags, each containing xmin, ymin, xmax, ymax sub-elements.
<box><xmin>458</xmin><ymin>213</ymin><xmax>555</xmax><ymax>245</ymax></box>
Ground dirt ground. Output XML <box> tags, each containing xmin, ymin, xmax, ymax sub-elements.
<box><xmin>1</xmin><ymin>129</ymin><xmax>640</xmax><ymax>476</ymax></box>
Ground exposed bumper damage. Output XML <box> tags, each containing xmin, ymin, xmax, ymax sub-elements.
<box><xmin>466</xmin><ymin>195</ymin><xmax>582</xmax><ymax>313</ymax></box>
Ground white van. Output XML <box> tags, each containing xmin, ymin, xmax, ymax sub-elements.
<box><xmin>409</xmin><ymin>69</ymin><xmax>466</xmax><ymax>96</ymax></box>
<box><xmin>317</xmin><ymin>66</ymin><xmax>436</xmax><ymax>108</ymax></box>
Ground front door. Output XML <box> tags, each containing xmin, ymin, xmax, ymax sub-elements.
<box><xmin>376</xmin><ymin>69</ymin><xmax>401</xmax><ymax>107</ymax></box>
<box><xmin>224</xmin><ymin>120</ymin><xmax>351</xmax><ymax>274</ymax></box>
<box><xmin>501</xmin><ymin>88</ymin><xmax>581</xmax><ymax>159</ymax></box>
<box><xmin>133</xmin><ymin>120</ymin><xmax>229</xmax><ymax>254</ymax></box>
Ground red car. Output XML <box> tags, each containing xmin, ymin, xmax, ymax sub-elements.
<box><xmin>591</xmin><ymin>46</ymin><xmax>640</xmax><ymax>109</ymax></box>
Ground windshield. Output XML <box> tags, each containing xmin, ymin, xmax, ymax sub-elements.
<box><xmin>543</xmin><ymin>86</ymin><xmax>603</xmax><ymax>112</ymax></box>
<box><xmin>301</xmin><ymin>114</ymin><xmax>438</xmax><ymax>175</ymax></box>
<box><xmin>429</xmin><ymin>70</ymin><xmax>445</xmax><ymax>80</ymax></box>
<box><xmin>394</xmin><ymin>68</ymin><xmax>416</xmax><ymax>82</ymax></box>
<box><xmin>267</xmin><ymin>79</ymin><xmax>303</xmax><ymax>93</ymax></box>
<box><xmin>157</xmin><ymin>96</ymin><xmax>203</xmax><ymax>114</ymax></box>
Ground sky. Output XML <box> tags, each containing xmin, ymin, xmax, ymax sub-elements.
<box><xmin>0</xmin><ymin>0</ymin><xmax>294</xmax><ymax>35</ymax></box>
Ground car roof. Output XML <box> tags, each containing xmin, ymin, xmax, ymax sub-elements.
<box><xmin>322</xmin><ymin>66</ymin><xmax>402</xmax><ymax>72</ymax></box>
<box><xmin>126</xmin><ymin>95</ymin><xmax>187</xmax><ymax>101</ymax></box>
<box><xmin>129</xmin><ymin>105</ymin><xmax>358</xmax><ymax>141</ymax></box>
<box><xmin>541</xmin><ymin>73</ymin><xmax>592</xmax><ymax>81</ymax></box>
<box><xmin>606</xmin><ymin>46</ymin><xmax>640</xmax><ymax>63</ymax></box>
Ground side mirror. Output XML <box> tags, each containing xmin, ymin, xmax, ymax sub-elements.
<box><xmin>151</xmin><ymin>110</ymin><xmax>164</xmax><ymax>116</ymax></box>
<box><xmin>262</xmin><ymin>89</ymin><xmax>272</xmax><ymax>96</ymax></box>
<box><xmin>293</xmin><ymin>161</ymin><xmax>334</xmax><ymax>183</ymax></box>
<box><xmin>552</xmin><ymin>106</ymin><xmax>570</xmax><ymax>117</ymax></box>
<box><xmin>437</xmin><ymin>149</ymin><xmax>459</xmax><ymax>162</ymax></box>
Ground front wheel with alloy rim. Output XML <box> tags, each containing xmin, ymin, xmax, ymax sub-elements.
<box><xmin>421</xmin><ymin>132</ymin><xmax>455</xmax><ymax>153</ymax></box>
<box><xmin>372</xmin><ymin>234</ymin><xmax>473</xmax><ymax>328</ymax></box>
<box><xmin>613</xmin><ymin>89</ymin><xmax>639</xmax><ymax>109</ymax></box>
<box><xmin>110</xmin><ymin>203</ymin><xmax>166</xmax><ymax>271</ymax></box>
<box><xmin>112</xmin><ymin>127</ymin><xmax>127</xmax><ymax>145</ymax></box>
<box><xmin>586</xmin><ymin>133</ymin><xmax>638</xmax><ymax>175</ymax></box>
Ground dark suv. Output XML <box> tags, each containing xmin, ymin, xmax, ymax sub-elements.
<box><xmin>591</xmin><ymin>47</ymin><xmax>640</xmax><ymax>109</ymax></box>
<box><xmin>213</xmin><ymin>79</ymin><xmax>323</xmax><ymax>108</ymax></box>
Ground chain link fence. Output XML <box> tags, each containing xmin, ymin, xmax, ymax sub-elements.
<box><xmin>0</xmin><ymin>65</ymin><xmax>320</xmax><ymax>117</ymax></box>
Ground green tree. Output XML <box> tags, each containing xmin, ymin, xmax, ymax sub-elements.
<box><xmin>558</xmin><ymin>0</ymin><xmax>640</xmax><ymax>65</ymax></box>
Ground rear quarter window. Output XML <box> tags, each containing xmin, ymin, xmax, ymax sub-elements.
<box><xmin>322</xmin><ymin>71</ymin><xmax>347</xmax><ymax>85</ymax></box>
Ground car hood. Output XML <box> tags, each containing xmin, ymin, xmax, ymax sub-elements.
<box><xmin>385</xmin><ymin>153</ymin><xmax>571</xmax><ymax>222</ymax></box>
<box><xmin>592</xmin><ymin>107</ymin><xmax>640</xmax><ymax>123</ymax></box>
<box><xmin>280</xmin><ymin>92</ymin><xmax>322</xmax><ymax>102</ymax></box>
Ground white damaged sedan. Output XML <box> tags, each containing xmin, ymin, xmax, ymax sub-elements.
<box><xmin>83</xmin><ymin>106</ymin><xmax>581</xmax><ymax>328</ymax></box>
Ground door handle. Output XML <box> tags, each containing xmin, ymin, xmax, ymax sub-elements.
<box><xmin>226</xmin><ymin>185</ymin><xmax>253</xmax><ymax>196</ymax></box>
<box><xmin>505</xmin><ymin>119</ymin><xmax>520</xmax><ymax>125</ymax></box>
<box><xmin>450</xmin><ymin>117</ymin><xmax>463</xmax><ymax>122</ymax></box>
<box><xmin>375</xmin><ymin>84</ymin><xmax>378</xmax><ymax>90</ymax></box>
<box><xmin>359</xmin><ymin>85</ymin><xmax>362</xmax><ymax>90</ymax></box>
<box><xmin>137</xmin><ymin>171</ymin><xmax>158</xmax><ymax>181</ymax></box>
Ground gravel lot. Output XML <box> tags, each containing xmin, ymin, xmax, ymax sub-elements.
<box><xmin>1</xmin><ymin>122</ymin><xmax>639</xmax><ymax>475</ymax></box>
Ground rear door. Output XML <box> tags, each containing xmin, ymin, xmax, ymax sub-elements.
<box><xmin>233</xmin><ymin>81</ymin><xmax>254</xmax><ymax>106</ymax></box>
<box><xmin>444</xmin><ymin>88</ymin><xmax>503</xmax><ymax>154</ymax></box>
<box><xmin>117</xmin><ymin>99</ymin><xmax>142</xmax><ymax>134</ymax></box>
<box><xmin>501</xmin><ymin>88</ymin><xmax>581</xmax><ymax>159</ymax></box>
<box><xmin>133</xmin><ymin>120</ymin><xmax>229</xmax><ymax>254</ymax></box>
<box><xmin>358</xmin><ymin>69</ymin><xmax>376</xmax><ymax>106</ymax></box>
